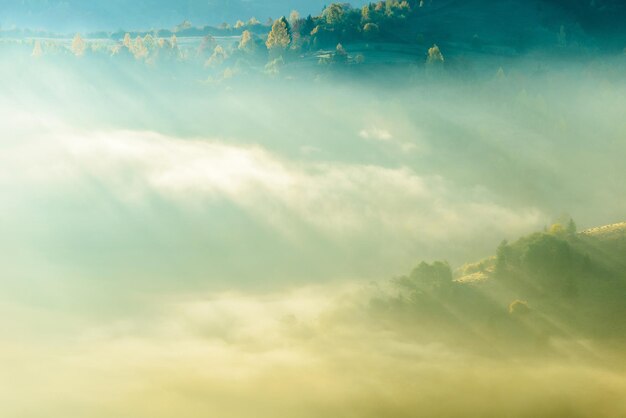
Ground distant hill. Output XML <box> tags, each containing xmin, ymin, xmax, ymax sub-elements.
<box><xmin>2</xmin><ymin>0</ymin><xmax>625</xmax><ymax>50</ymax></box>
<box><xmin>380</xmin><ymin>0</ymin><xmax>626</xmax><ymax>52</ymax></box>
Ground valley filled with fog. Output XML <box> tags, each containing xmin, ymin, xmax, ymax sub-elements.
<box><xmin>2</xmin><ymin>4</ymin><xmax>626</xmax><ymax>416</ymax></box>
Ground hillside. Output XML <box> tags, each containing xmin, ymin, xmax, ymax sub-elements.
<box><xmin>581</xmin><ymin>221</ymin><xmax>626</xmax><ymax>239</ymax></box>
<box><xmin>4</xmin><ymin>0</ymin><xmax>626</xmax><ymax>51</ymax></box>
<box><xmin>377</xmin><ymin>220</ymin><xmax>626</xmax><ymax>353</ymax></box>
<box><xmin>370</xmin><ymin>0</ymin><xmax>626</xmax><ymax>54</ymax></box>
<box><xmin>457</xmin><ymin>221</ymin><xmax>626</xmax><ymax>281</ymax></box>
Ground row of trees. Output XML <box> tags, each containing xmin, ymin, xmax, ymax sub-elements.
<box><xmin>264</xmin><ymin>0</ymin><xmax>430</xmax><ymax>53</ymax></box>
<box><xmin>26</xmin><ymin>26</ymin><xmax>445</xmax><ymax>72</ymax></box>
<box><xmin>30</xmin><ymin>33</ymin><xmax>186</xmax><ymax>63</ymax></box>
<box><xmin>20</xmin><ymin>1</ymin><xmax>451</xmax><ymax>78</ymax></box>
<box><xmin>25</xmin><ymin>0</ymin><xmax>437</xmax><ymax>60</ymax></box>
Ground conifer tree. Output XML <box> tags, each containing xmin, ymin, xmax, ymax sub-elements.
<box><xmin>265</xmin><ymin>17</ymin><xmax>292</xmax><ymax>50</ymax></box>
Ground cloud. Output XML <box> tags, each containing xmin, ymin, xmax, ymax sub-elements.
<box><xmin>359</xmin><ymin>127</ymin><xmax>393</xmax><ymax>141</ymax></box>
<box><xmin>358</xmin><ymin>126</ymin><xmax>417</xmax><ymax>152</ymax></box>
<box><xmin>1</xmin><ymin>284</ymin><xmax>625</xmax><ymax>418</ymax></box>
<box><xmin>15</xmin><ymin>128</ymin><xmax>540</xmax><ymax>241</ymax></box>
<box><xmin>0</xmin><ymin>124</ymin><xmax>545</xmax><ymax>289</ymax></box>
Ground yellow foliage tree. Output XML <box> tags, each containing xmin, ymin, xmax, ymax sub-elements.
<box><xmin>427</xmin><ymin>44</ymin><xmax>444</xmax><ymax>64</ymax></box>
<box><xmin>206</xmin><ymin>45</ymin><xmax>227</xmax><ymax>67</ymax></box>
<box><xmin>123</xmin><ymin>33</ymin><xmax>132</xmax><ymax>49</ymax></box>
<box><xmin>31</xmin><ymin>40</ymin><xmax>43</xmax><ymax>58</ymax></box>
<box><xmin>71</xmin><ymin>33</ymin><xmax>86</xmax><ymax>57</ymax></box>
<box><xmin>134</xmin><ymin>36</ymin><xmax>148</xmax><ymax>59</ymax></box>
<box><xmin>266</xmin><ymin>17</ymin><xmax>291</xmax><ymax>51</ymax></box>
<box><xmin>239</xmin><ymin>30</ymin><xmax>256</xmax><ymax>52</ymax></box>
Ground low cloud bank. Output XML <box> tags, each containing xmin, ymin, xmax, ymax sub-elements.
<box><xmin>1</xmin><ymin>284</ymin><xmax>625</xmax><ymax>418</ymax></box>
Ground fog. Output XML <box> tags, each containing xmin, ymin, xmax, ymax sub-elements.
<box><xmin>1</xmin><ymin>45</ymin><xmax>626</xmax><ymax>417</ymax></box>
<box><xmin>2</xmin><ymin>284</ymin><xmax>626</xmax><ymax>418</ymax></box>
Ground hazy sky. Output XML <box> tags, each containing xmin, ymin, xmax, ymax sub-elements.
<box><xmin>0</xmin><ymin>0</ymin><xmax>365</xmax><ymax>32</ymax></box>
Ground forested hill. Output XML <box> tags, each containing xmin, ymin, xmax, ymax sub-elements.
<box><xmin>4</xmin><ymin>0</ymin><xmax>626</xmax><ymax>52</ymax></box>
<box><xmin>401</xmin><ymin>0</ymin><xmax>626</xmax><ymax>49</ymax></box>
<box><xmin>3</xmin><ymin>0</ymin><xmax>626</xmax><ymax>81</ymax></box>
<box><xmin>292</xmin><ymin>0</ymin><xmax>626</xmax><ymax>53</ymax></box>
<box><xmin>379</xmin><ymin>220</ymin><xmax>626</xmax><ymax>354</ymax></box>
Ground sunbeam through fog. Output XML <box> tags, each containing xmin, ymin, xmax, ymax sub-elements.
<box><xmin>1</xmin><ymin>1</ymin><xmax>626</xmax><ymax>416</ymax></box>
